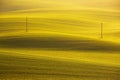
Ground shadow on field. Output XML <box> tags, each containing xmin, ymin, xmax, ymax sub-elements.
<box><xmin>0</xmin><ymin>36</ymin><xmax>120</xmax><ymax>52</ymax></box>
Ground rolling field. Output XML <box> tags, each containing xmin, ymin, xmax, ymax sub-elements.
<box><xmin>0</xmin><ymin>0</ymin><xmax>120</xmax><ymax>80</ymax></box>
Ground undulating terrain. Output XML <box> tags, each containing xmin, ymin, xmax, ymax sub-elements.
<box><xmin>0</xmin><ymin>0</ymin><xmax>120</xmax><ymax>80</ymax></box>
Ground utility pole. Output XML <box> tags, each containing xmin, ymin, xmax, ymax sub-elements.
<box><xmin>26</xmin><ymin>16</ymin><xmax>28</xmax><ymax>32</ymax></box>
<box><xmin>101</xmin><ymin>23</ymin><xmax>103</xmax><ymax>39</ymax></box>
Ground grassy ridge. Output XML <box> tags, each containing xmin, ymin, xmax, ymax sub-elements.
<box><xmin>0</xmin><ymin>34</ymin><xmax>120</xmax><ymax>52</ymax></box>
<box><xmin>0</xmin><ymin>33</ymin><xmax>120</xmax><ymax>80</ymax></box>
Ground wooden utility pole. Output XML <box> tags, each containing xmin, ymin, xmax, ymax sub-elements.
<box><xmin>26</xmin><ymin>16</ymin><xmax>28</xmax><ymax>32</ymax></box>
<box><xmin>101</xmin><ymin>23</ymin><xmax>103</xmax><ymax>39</ymax></box>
